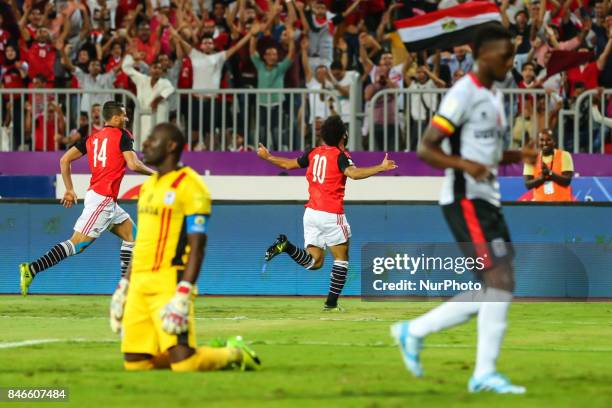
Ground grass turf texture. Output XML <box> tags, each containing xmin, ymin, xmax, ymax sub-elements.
<box><xmin>0</xmin><ymin>296</ymin><xmax>611</xmax><ymax>408</ymax></box>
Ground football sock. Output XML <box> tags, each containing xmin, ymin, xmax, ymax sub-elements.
<box><xmin>171</xmin><ymin>347</ymin><xmax>238</xmax><ymax>372</ymax></box>
<box><xmin>29</xmin><ymin>240</ymin><xmax>76</xmax><ymax>276</ymax></box>
<box><xmin>474</xmin><ymin>288</ymin><xmax>513</xmax><ymax>379</ymax></box>
<box><xmin>120</xmin><ymin>241</ymin><xmax>135</xmax><ymax>278</ymax></box>
<box><xmin>325</xmin><ymin>260</ymin><xmax>349</xmax><ymax>307</ymax></box>
<box><xmin>408</xmin><ymin>290</ymin><xmax>484</xmax><ymax>338</ymax></box>
<box><xmin>285</xmin><ymin>241</ymin><xmax>315</xmax><ymax>269</ymax></box>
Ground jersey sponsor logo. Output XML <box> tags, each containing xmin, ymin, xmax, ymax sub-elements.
<box><xmin>474</xmin><ymin>130</ymin><xmax>503</xmax><ymax>139</ymax></box>
<box><xmin>164</xmin><ymin>191</ymin><xmax>176</xmax><ymax>205</ymax></box>
<box><xmin>138</xmin><ymin>205</ymin><xmax>159</xmax><ymax>215</ymax></box>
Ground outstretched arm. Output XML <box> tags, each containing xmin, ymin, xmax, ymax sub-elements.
<box><xmin>257</xmin><ymin>143</ymin><xmax>302</xmax><ymax>170</ymax></box>
<box><xmin>343</xmin><ymin>153</ymin><xmax>397</xmax><ymax>180</ymax></box>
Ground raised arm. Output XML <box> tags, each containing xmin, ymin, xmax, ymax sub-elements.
<box><xmin>295</xmin><ymin>0</ymin><xmax>309</xmax><ymax>34</ymax></box>
<box><xmin>343</xmin><ymin>153</ymin><xmax>397</xmax><ymax>180</ymax></box>
<box><xmin>170</xmin><ymin>26</ymin><xmax>193</xmax><ymax>55</ymax></box>
<box><xmin>301</xmin><ymin>36</ymin><xmax>312</xmax><ymax>81</ymax></box>
<box><xmin>61</xmin><ymin>44</ymin><xmax>77</xmax><ymax>73</ymax></box>
<box><xmin>257</xmin><ymin>143</ymin><xmax>302</xmax><ymax>169</ymax></box>
<box><xmin>121</xmin><ymin>53</ymin><xmax>147</xmax><ymax>82</ymax></box>
<box><xmin>500</xmin><ymin>0</ymin><xmax>510</xmax><ymax>29</ymax></box>
<box><xmin>249</xmin><ymin>23</ymin><xmax>261</xmax><ymax>57</ymax></box>
<box><xmin>358</xmin><ymin>33</ymin><xmax>374</xmax><ymax>75</ymax></box>
<box><xmin>225</xmin><ymin>28</ymin><xmax>254</xmax><ymax>60</ymax></box>
<box><xmin>342</xmin><ymin>0</ymin><xmax>362</xmax><ymax>18</ymax></box>
<box><xmin>596</xmin><ymin>27</ymin><xmax>612</xmax><ymax>70</ymax></box>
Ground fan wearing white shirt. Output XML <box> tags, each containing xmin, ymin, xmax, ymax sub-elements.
<box><xmin>122</xmin><ymin>54</ymin><xmax>175</xmax><ymax>148</ymax></box>
<box><xmin>171</xmin><ymin>25</ymin><xmax>254</xmax><ymax>149</ymax></box>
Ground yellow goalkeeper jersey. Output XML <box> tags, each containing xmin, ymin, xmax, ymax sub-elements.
<box><xmin>131</xmin><ymin>166</ymin><xmax>211</xmax><ymax>293</ymax></box>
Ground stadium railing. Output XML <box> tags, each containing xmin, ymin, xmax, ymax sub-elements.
<box><xmin>570</xmin><ymin>88</ymin><xmax>612</xmax><ymax>154</ymax></box>
<box><xmin>0</xmin><ymin>88</ymin><xmax>141</xmax><ymax>151</ymax></box>
<box><xmin>368</xmin><ymin>88</ymin><xmax>561</xmax><ymax>152</ymax></box>
<box><xmin>0</xmin><ymin>84</ymin><xmax>608</xmax><ymax>153</ymax></box>
<box><xmin>170</xmin><ymin>88</ymin><xmax>345</xmax><ymax>151</ymax></box>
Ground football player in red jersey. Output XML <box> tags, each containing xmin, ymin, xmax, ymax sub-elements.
<box><xmin>257</xmin><ymin>115</ymin><xmax>397</xmax><ymax>310</ymax></box>
<box><xmin>20</xmin><ymin>101</ymin><xmax>155</xmax><ymax>296</ymax></box>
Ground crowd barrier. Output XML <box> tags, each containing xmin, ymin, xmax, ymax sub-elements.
<box><xmin>0</xmin><ymin>86</ymin><xmax>609</xmax><ymax>153</ymax></box>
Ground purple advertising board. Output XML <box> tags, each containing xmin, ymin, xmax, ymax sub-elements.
<box><xmin>1</xmin><ymin>151</ymin><xmax>611</xmax><ymax>176</ymax></box>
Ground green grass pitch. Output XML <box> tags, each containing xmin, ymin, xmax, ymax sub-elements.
<box><xmin>1</xmin><ymin>296</ymin><xmax>611</xmax><ymax>407</ymax></box>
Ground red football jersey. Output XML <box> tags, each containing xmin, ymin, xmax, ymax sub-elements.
<box><xmin>299</xmin><ymin>145</ymin><xmax>354</xmax><ymax>214</ymax></box>
<box><xmin>25</xmin><ymin>42</ymin><xmax>56</xmax><ymax>82</ymax></box>
<box><xmin>75</xmin><ymin>126</ymin><xmax>134</xmax><ymax>200</ymax></box>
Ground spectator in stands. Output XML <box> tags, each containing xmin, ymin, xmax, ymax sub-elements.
<box><xmin>406</xmin><ymin>65</ymin><xmax>444</xmax><ymax>150</ymax></box>
<box><xmin>567</xmin><ymin>27</ymin><xmax>612</xmax><ymax>96</ymax></box>
<box><xmin>301</xmin><ymin>37</ymin><xmax>334</xmax><ymax>126</ymax></box>
<box><xmin>365</xmin><ymin>66</ymin><xmax>397</xmax><ymax>151</ymax></box>
<box><xmin>452</xmin><ymin>68</ymin><xmax>465</xmax><ymax>84</ymax></box>
<box><xmin>524</xmin><ymin>129</ymin><xmax>574</xmax><ymax>201</ymax></box>
<box><xmin>329</xmin><ymin>59</ymin><xmax>355</xmax><ymax>124</ymax></box>
<box><xmin>15</xmin><ymin>1</ymin><xmax>45</xmax><ymax>44</ymax></box>
<box><xmin>24</xmin><ymin>28</ymin><xmax>57</xmax><ymax>83</ymax></box>
<box><xmin>122</xmin><ymin>53</ymin><xmax>175</xmax><ymax>147</ymax></box>
<box><xmin>1</xmin><ymin>44</ymin><xmax>28</xmax><ymax>150</ymax></box>
<box><xmin>62</xmin><ymin>111</ymin><xmax>90</xmax><ymax>147</ymax></box>
<box><xmin>250</xmin><ymin>22</ymin><xmax>295</xmax><ymax>150</ymax></box>
<box><xmin>89</xmin><ymin>0</ymin><xmax>118</xmax><ymax>30</ymax></box>
<box><xmin>90</xmin><ymin>103</ymin><xmax>104</xmax><ymax>134</ymax></box>
<box><xmin>443</xmin><ymin>46</ymin><xmax>474</xmax><ymax>78</ymax></box>
<box><xmin>25</xmin><ymin>100</ymin><xmax>65</xmax><ymax>152</ymax></box>
<box><xmin>61</xmin><ymin>44</ymin><xmax>119</xmax><ymax>114</ymax></box>
<box><xmin>172</xmin><ymin>24</ymin><xmax>254</xmax><ymax>149</ymax></box>
<box><xmin>302</xmin><ymin>0</ymin><xmax>362</xmax><ymax>70</ymax></box>
<box><xmin>130</xmin><ymin>19</ymin><xmax>160</xmax><ymax>65</ymax></box>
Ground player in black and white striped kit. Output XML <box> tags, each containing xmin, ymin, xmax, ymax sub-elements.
<box><xmin>391</xmin><ymin>24</ymin><xmax>537</xmax><ymax>394</ymax></box>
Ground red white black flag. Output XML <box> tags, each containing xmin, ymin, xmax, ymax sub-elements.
<box><xmin>395</xmin><ymin>2</ymin><xmax>502</xmax><ymax>51</ymax></box>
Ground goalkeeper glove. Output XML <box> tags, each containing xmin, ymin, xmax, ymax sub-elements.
<box><xmin>110</xmin><ymin>278</ymin><xmax>129</xmax><ymax>334</ymax></box>
<box><xmin>160</xmin><ymin>281</ymin><xmax>193</xmax><ymax>335</ymax></box>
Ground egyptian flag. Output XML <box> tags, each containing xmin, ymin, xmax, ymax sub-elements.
<box><xmin>395</xmin><ymin>2</ymin><xmax>502</xmax><ymax>51</ymax></box>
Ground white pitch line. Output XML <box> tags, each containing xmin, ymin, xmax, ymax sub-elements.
<box><xmin>2</xmin><ymin>338</ymin><xmax>611</xmax><ymax>354</ymax></box>
<box><xmin>0</xmin><ymin>339</ymin><xmax>62</xmax><ymax>349</ymax></box>
<box><xmin>0</xmin><ymin>338</ymin><xmax>117</xmax><ymax>349</ymax></box>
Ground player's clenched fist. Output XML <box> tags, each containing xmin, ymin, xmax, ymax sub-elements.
<box><xmin>160</xmin><ymin>281</ymin><xmax>193</xmax><ymax>334</ymax></box>
<box><xmin>110</xmin><ymin>278</ymin><xmax>129</xmax><ymax>333</ymax></box>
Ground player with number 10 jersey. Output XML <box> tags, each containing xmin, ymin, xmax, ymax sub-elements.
<box><xmin>257</xmin><ymin>115</ymin><xmax>397</xmax><ymax>311</ymax></box>
<box><xmin>19</xmin><ymin>101</ymin><xmax>155</xmax><ymax>296</ymax></box>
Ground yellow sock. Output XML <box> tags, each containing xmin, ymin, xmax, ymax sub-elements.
<box><xmin>171</xmin><ymin>347</ymin><xmax>237</xmax><ymax>372</ymax></box>
<box><xmin>124</xmin><ymin>359</ymin><xmax>154</xmax><ymax>371</ymax></box>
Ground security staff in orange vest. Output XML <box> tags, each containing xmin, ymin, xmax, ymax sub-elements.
<box><xmin>523</xmin><ymin>129</ymin><xmax>574</xmax><ymax>202</ymax></box>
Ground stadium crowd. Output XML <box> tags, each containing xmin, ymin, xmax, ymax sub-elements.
<box><xmin>0</xmin><ymin>0</ymin><xmax>610</xmax><ymax>152</ymax></box>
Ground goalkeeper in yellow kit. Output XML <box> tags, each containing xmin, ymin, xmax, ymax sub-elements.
<box><xmin>109</xmin><ymin>123</ymin><xmax>261</xmax><ymax>372</ymax></box>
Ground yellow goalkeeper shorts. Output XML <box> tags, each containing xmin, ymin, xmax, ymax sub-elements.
<box><xmin>121</xmin><ymin>283</ymin><xmax>197</xmax><ymax>356</ymax></box>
